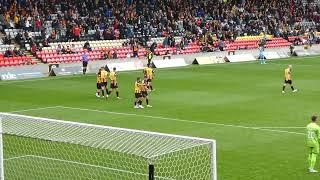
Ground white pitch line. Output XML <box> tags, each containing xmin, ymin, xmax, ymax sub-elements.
<box><xmin>8</xmin><ymin>106</ymin><xmax>60</xmax><ymax>113</ymax></box>
<box><xmin>55</xmin><ymin>106</ymin><xmax>305</xmax><ymax>136</ymax></box>
<box><xmin>4</xmin><ymin>155</ymin><xmax>31</xmax><ymax>161</ymax></box>
<box><xmin>253</xmin><ymin>127</ymin><xmax>305</xmax><ymax>129</ymax></box>
<box><xmin>5</xmin><ymin>155</ymin><xmax>174</xmax><ymax>180</ymax></box>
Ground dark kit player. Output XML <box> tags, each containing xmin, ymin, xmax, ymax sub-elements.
<box><xmin>82</xmin><ymin>50</ymin><xmax>89</xmax><ymax>75</ymax></box>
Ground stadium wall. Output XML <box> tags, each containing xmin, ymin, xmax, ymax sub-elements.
<box><xmin>0</xmin><ymin>64</ymin><xmax>48</xmax><ymax>81</ymax></box>
<box><xmin>2</xmin><ymin>45</ymin><xmax>320</xmax><ymax>80</ymax></box>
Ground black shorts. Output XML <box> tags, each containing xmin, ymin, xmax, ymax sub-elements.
<box><xmin>82</xmin><ymin>61</ymin><xmax>88</xmax><ymax>67</ymax></box>
<box><xmin>111</xmin><ymin>82</ymin><xmax>118</xmax><ymax>89</ymax></box>
<box><xmin>284</xmin><ymin>80</ymin><xmax>292</xmax><ymax>84</ymax></box>
<box><xmin>96</xmin><ymin>83</ymin><xmax>101</xmax><ymax>89</ymax></box>
<box><xmin>141</xmin><ymin>91</ymin><xmax>148</xmax><ymax>97</ymax></box>
<box><xmin>135</xmin><ymin>93</ymin><xmax>142</xmax><ymax>98</ymax></box>
<box><xmin>100</xmin><ymin>82</ymin><xmax>107</xmax><ymax>87</ymax></box>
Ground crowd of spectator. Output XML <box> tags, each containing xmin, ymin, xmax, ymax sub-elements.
<box><xmin>0</xmin><ymin>0</ymin><xmax>319</xmax><ymax>51</ymax></box>
<box><xmin>4</xmin><ymin>47</ymin><xmax>25</xmax><ymax>57</ymax></box>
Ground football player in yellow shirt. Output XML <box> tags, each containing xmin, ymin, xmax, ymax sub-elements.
<box><xmin>100</xmin><ymin>67</ymin><xmax>109</xmax><ymax>98</ymax></box>
<box><xmin>141</xmin><ymin>80</ymin><xmax>152</xmax><ymax>108</ymax></box>
<box><xmin>143</xmin><ymin>64</ymin><xmax>155</xmax><ymax>91</ymax></box>
<box><xmin>282</xmin><ymin>65</ymin><xmax>298</xmax><ymax>93</ymax></box>
<box><xmin>134</xmin><ymin>77</ymin><xmax>144</xmax><ymax>109</ymax></box>
<box><xmin>109</xmin><ymin>67</ymin><xmax>120</xmax><ymax>99</ymax></box>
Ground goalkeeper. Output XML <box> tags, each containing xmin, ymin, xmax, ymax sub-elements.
<box><xmin>306</xmin><ymin>115</ymin><xmax>320</xmax><ymax>173</ymax></box>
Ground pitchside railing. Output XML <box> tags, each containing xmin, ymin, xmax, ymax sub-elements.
<box><xmin>0</xmin><ymin>113</ymin><xmax>217</xmax><ymax>180</ymax></box>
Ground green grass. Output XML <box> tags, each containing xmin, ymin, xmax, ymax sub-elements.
<box><xmin>1</xmin><ymin>56</ymin><xmax>320</xmax><ymax>179</ymax></box>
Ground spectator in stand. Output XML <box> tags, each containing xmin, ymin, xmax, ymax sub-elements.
<box><xmin>103</xmin><ymin>51</ymin><xmax>109</xmax><ymax>60</ymax></box>
<box><xmin>42</xmin><ymin>39</ymin><xmax>49</xmax><ymax>47</ymax></box>
<box><xmin>65</xmin><ymin>46</ymin><xmax>72</xmax><ymax>54</ymax></box>
<box><xmin>71</xmin><ymin>44</ymin><xmax>76</xmax><ymax>53</ymax></box>
<box><xmin>133</xmin><ymin>43</ymin><xmax>139</xmax><ymax>58</ymax></box>
<box><xmin>150</xmin><ymin>42</ymin><xmax>157</xmax><ymax>54</ymax></box>
<box><xmin>13</xmin><ymin>47</ymin><xmax>20</xmax><ymax>56</ymax></box>
<box><xmin>146</xmin><ymin>50</ymin><xmax>153</xmax><ymax>67</ymax></box>
<box><xmin>3</xmin><ymin>35</ymin><xmax>11</xmax><ymax>45</ymax></box>
<box><xmin>4</xmin><ymin>48</ymin><xmax>13</xmax><ymax>57</ymax></box>
<box><xmin>108</xmin><ymin>51</ymin><xmax>113</xmax><ymax>59</ymax></box>
<box><xmin>35</xmin><ymin>18</ymin><xmax>42</xmax><ymax>32</ymax></box>
<box><xmin>73</xmin><ymin>25</ymin><xmax>81</xmax><ymax>41</ymax></box>
<box><xmin>31</xmin><ymin>43</ymin><xmax>38</xmax><ymax>55</ymax></box>
<box><xmin>25</xmin><ymin>20</ymin><xmax>31</xmax><ymax>31</ymax></box>
<box><xmin>179</xmin><ymin>38</ymin><xmax>185</xmax><ymax>50</ymax></box>
<box><xmin>112</xmin><ymin>51</ymin><xmax>118</xmax><ymax>59</ymax></box>
<box><xmin>61</xmin><ymin>46</ymin><xmax>67</xmax><ymax>54</ymax></box>
<box><xmin>83</xmin><ymin>41</ymin><xmax>92</xmax><ymax>51</ymax></box>
<box><xmin>218</xmin><ymin>41</ymin><xmax>226</xmax><ymax>51</ymax></box>
<box><xmin>56</xmin><ymin>44</ymin><xmax>62</xmax><ymax>54</ymax></box>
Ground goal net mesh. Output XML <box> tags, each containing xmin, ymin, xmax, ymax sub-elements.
<box><xmin>0</xmin><ymin>113</ymin><xmax>216</xmax><ymax>180</ymax></box>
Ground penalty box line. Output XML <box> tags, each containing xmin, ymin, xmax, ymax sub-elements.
<box><xmin>4</xmin><ymin>155</ymin><xmax>174</xmax><ymax>180</ymax></box>
<box><xmin>6</xmin><ymin>105</ymin><xmax>305</xmax><ymax>136</ymax></box>
<box><xmin>8</xmin><ymin>106</ymin><xmax>61</xmax><ymax>113</ymax></box>
<box><xmin>53</xmin><ymin>106</ymin><xmax>304</xmax><ymax>136</ymax></box>
<box><xmin>252</xmin><ymin>127</ymin><xmax>305</xmax><ymax>129</ymax></box>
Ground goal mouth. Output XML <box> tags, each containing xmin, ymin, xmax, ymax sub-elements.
<box><xmin>0</xmin><ymin>112</ymin><xmax>217</xmax><ymax>180</ymax></box>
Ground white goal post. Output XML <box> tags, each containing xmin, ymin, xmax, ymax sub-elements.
<box><xmin>0</xmin><ymin>112</ymin><xmax>217</xmax><ymax>180</ymax></box>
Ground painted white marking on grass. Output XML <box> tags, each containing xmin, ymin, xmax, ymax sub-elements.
<box><xmin>56</xmin><ymin>106</ymin><xmax>304</xmax><ymax>136</ymax></box>
<box><xmin>9</xmin><ymin>106</ymin><xmax>60</xmax><ymax>113</ymax></box>
<box><xmin>5</xmin><ymin>155</ymin><xmax>173</xmax><ymax>180</ymax></box>
<box><xmin>253</xmin><ymin>127</ymin><xmax>305</xmax><ymax>129</ymax></box>
<box><xmin>0</xmin><ymin>75</ymin><xmax>86</xmax><ymax>84</ymax></box>
<box><xmin>4</xmin><ymin>155</ymin><xmax>31</xmax><ymax>161</ymax></box>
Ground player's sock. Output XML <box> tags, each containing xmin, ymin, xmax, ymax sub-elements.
<box><xmin>150</xmin><ymin>86</ymin><xmax>153</xmax><ymax>90</ymax></box>
<box><xmin>310</xmin><ymin>153</ymin><xmax>317</xmax><ymax>169</ymax></box>
<box><xmin>308</xmin><ymin>153</ymin><xmax>312</xmax><ymax>168</ymax></box>
<box><xmin>101</xmin><ymin>90</ymin><xmax>105</xmax><ymax>96</ymax></box>
<box><xmin>116</xmin><ymin>91</ymin><xmax>119</xmax><ymax>97</ymax></box>
<box><xmin>134</xmin><ymin>101</ymin><xmax>137</xmax><ymax>106</ymax></box>
<box><xmin>282</xmin><ymin>86</ymin><xmax>285</xmax><ymax>91</ymax></box>
<box><xmin>146</xmin><ymin>99</ymin><xmax>149</xmax><ymax>105</ymax></box>
<box><xmin>291</xmin><ymin>86</ymin><xmax>294</xmax><ymax>91</ymax></box>
<box><xmin>139</xmin><ymin>100</ymin><xmax>142</xmax><ymax>105</ymax></box>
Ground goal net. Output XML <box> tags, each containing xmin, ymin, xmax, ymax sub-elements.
<box><xmin>0</xmin><ymin>112</ymin><xmax>217</xmax><ymax>180</ymax></box>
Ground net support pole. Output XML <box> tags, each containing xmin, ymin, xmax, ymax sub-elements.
<box><xmin>211</xmin><ymin>140</ymin><xmax>217</xmax><ymax>180</ymax></box>
<box><xmin>148</xmin><ymin>164</ymin><xmax>154</xmax><ymax>180</ymax></box>
<box><xmin>0</xmin><ymin>118</ymin><xmax>4</xmax><ymax>180</ymax></box>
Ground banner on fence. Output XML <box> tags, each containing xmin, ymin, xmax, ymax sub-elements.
<box><xmin>0</xmin><ymin>65</ymin><xmax>47</xmax><ymax>81</ymax></box>
<box><xmin>152</xmin><ymin>58</ymin><xmax>188</xmax><ymax>68</ymax></box>
<box><xmin>225</xmin><ymin>54</ymin><xmax>256</xmax><ymax>62</ymax></box>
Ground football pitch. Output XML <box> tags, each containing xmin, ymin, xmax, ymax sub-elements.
<box><xmin>0</xmin><ymin>56</ymin><xmax>320</xmax><ymax>179</ymax></box>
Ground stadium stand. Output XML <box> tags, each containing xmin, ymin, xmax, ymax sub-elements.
<box><xmin>0</xmin><ymin>56</ymin><xmax>36</xmax><ymax>67</ymax></box>
<box><xmin>0</xmin><ymin>0</ymin><xmax>319</xmax><ymax>65</ymax></box>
